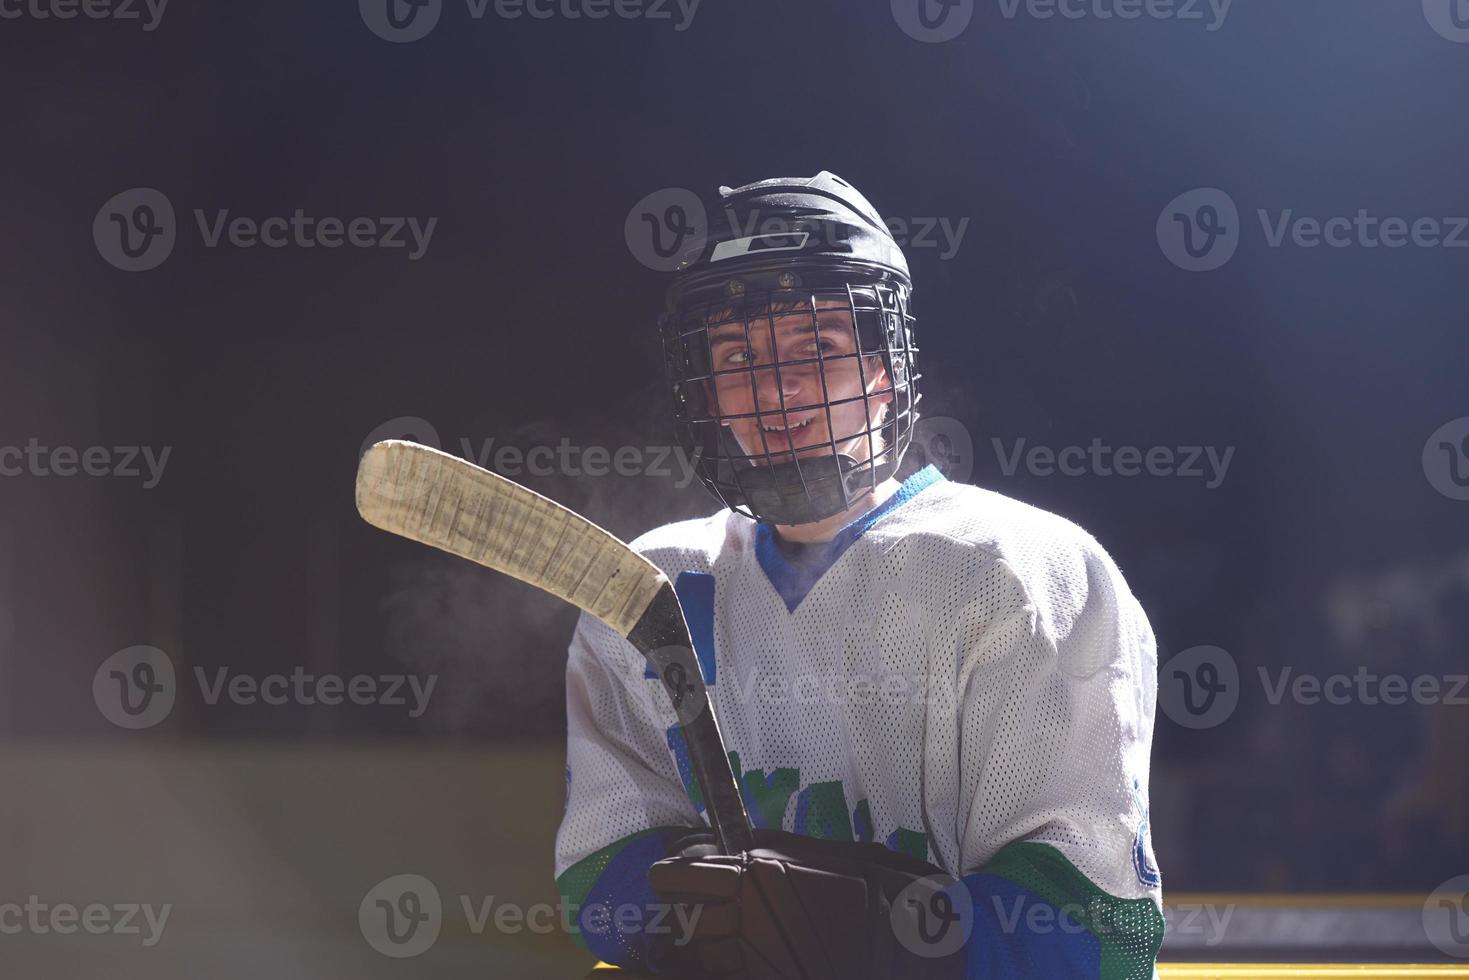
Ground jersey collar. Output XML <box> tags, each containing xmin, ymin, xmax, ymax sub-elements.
<box><xmin>753</xmin><ymin>464</ymin><xmax>945</xmax><ymax>613</ymax></box>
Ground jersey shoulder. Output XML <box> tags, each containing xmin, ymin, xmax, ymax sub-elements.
<box><xmin>883</xmin><ymin>477</ymin><xmax>1110</xmax><ymax>568</ymax></box>
<box><xmin>883</xmin><ymin>478</ymin><xmax>1141</xmax><ymax>662</ymax></box>
<box><xmin>626</xmin><ymin>508</ymin><xmax>746</xmax><ymax>578</ymax></box>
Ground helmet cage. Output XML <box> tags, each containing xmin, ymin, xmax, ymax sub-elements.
<box><xmin>660</xmin><ymin>256</ymin><xmax>922</xmax><ymax>525</ymax></box>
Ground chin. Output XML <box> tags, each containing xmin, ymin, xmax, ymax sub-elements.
<box><xmin>738</xmin><ymin>429</ymin><xmax>830</xmax><ymax>465</ymax></box>
<box><xmin>742</xmin><ymin>443</ymin><xmax>867</xmax><ymax>469</ymax></box>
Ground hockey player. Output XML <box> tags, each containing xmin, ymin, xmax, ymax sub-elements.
<box><xmin>555</xmin><ymin>171</ymin><xmax>1164</xmax><ymax>978</ymax></box>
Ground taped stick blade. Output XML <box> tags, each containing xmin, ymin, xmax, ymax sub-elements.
<box><xmin>355</xmin><ymin>440</ymin><xmax>667</xmax><ymax>637</ymax></box>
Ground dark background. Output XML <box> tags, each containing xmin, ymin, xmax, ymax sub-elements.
<box><xmin>2</xmin><ymin>1</ymin><xmax>1467</xmax><ymax>973</ymax></box>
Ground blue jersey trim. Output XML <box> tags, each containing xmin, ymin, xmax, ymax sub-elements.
<box><xmin>957</xmin><ymin>872</ymin><xmax>1103</xmax><ymax>979</ymax></box>
<box><xmin>574</xmin><ymin>828</ymin><xmax>686</xmax><ymax>969</ymax></box>
<box><xmin>754</xmin><ymin>464</ymin><xmax>944</xmax><ymax>613</ymax></box>
<box><xmin>643</xmin><ymin>571</ymin><xmax>718</xmax><ymax>685</ymax></box>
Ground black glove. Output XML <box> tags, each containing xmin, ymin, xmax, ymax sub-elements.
<box><xmin>645</xmin><ymin>828</ymin><xmax>969</xmax><ymax>980</ymax></box>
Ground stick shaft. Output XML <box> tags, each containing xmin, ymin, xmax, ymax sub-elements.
<box><xmin>626</xmin><ymin>584</ymin><xmax>754</xmax><ymax>854</ymax></box>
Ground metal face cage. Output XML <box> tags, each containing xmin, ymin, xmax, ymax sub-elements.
<box><xmin>660</xmin><ymin>259</ymin><xmax>922</xmax><ymax>526</ymax></box>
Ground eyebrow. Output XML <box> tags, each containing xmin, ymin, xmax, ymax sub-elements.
<box><xmin>707</xmin><ymin>314</ymin><xmax>852</xmax><ymax>343</ymax></box>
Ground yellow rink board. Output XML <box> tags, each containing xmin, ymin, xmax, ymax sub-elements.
<box><xmin>1158</xmin><ymin>968</ymin><xmax>1469</xmax><ymax>978</ymax></box>
<box><xmin>590</xmin><ymin>890</ymin><xmax>1469</xmax><ymax>976</ymax></box>
<box><xmin>592</xmin><ymin>966</ymin><xmax>1469</xmax><ymax>977</ymax></box>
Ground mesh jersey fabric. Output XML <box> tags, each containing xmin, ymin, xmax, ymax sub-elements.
<box><xmin>555</xmin><ymin>466</ymin><xmax>1164</xmax><ymax>977</ymax></box>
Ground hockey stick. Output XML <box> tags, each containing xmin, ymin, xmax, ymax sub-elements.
<box><xmin>355</xmin><ymin>439</ymin><xmax>754</xmax><ymax>854</ymax></box>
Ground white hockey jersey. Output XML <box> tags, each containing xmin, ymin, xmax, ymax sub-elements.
<box><xmin>555</xmin><ymin>466</ymin><xmax>1164</xmax><ymax>977</ymax></box>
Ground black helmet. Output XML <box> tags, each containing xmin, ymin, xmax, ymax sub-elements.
<box><xmin>659</xmin><ymin>171</ymin><xmax>922</xmax><ymax>525</ymax></box>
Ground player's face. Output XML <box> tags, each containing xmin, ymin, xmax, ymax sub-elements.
<box><xmin>704</xmin><ymin>297</ymin><xmax>893</xmax><ymax>466</ymax></box>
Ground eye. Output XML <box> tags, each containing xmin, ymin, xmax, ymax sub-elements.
<box><xmin>722</xmin><ymin>346</ymin><xmax>755</xmax><ymax>366</ymax></box>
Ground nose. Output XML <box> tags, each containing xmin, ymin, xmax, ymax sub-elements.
<box><xmin>750</xmin><ymin>363</ymin><xmax>805</xmax><ymax>413</ymax></box>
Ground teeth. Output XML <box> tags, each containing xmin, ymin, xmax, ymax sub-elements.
<box><xmin>762</xmin><ymin>418</ymin><xmax>811</xmax><ymax>432</ymax></box>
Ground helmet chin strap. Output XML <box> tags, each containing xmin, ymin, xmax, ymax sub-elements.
<box><xmin>731</xmin><ymin>453</ymin><xmax>897</xmax><ymax>526</ymax></box>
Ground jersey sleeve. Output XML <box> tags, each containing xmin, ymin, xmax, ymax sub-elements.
<box><xmin>953</xmin><ymin>535</ymin><xmax>1164</xmax><ymax>979</ymax></box>
<box><xmin>553</xmin><ymin>608</ymin><xmax>704</xmax><ymax>969</ymax></box>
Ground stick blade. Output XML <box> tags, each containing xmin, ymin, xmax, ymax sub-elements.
<box><xmin>356</xmin><ymin>440</ymin><xmax>666</xmax><ymax>637</ymax></box>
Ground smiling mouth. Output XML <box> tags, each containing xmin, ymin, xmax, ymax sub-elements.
<box><xmin>760</xmin><ymin>417</ymin><xmax>815</xmax><ymax>434</ymax></box>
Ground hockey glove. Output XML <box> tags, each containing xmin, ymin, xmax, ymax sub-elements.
<box><xmin>645</xmin><ymin>827</ymin><xmax>969</xmax><ymax>980</ymax></box>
